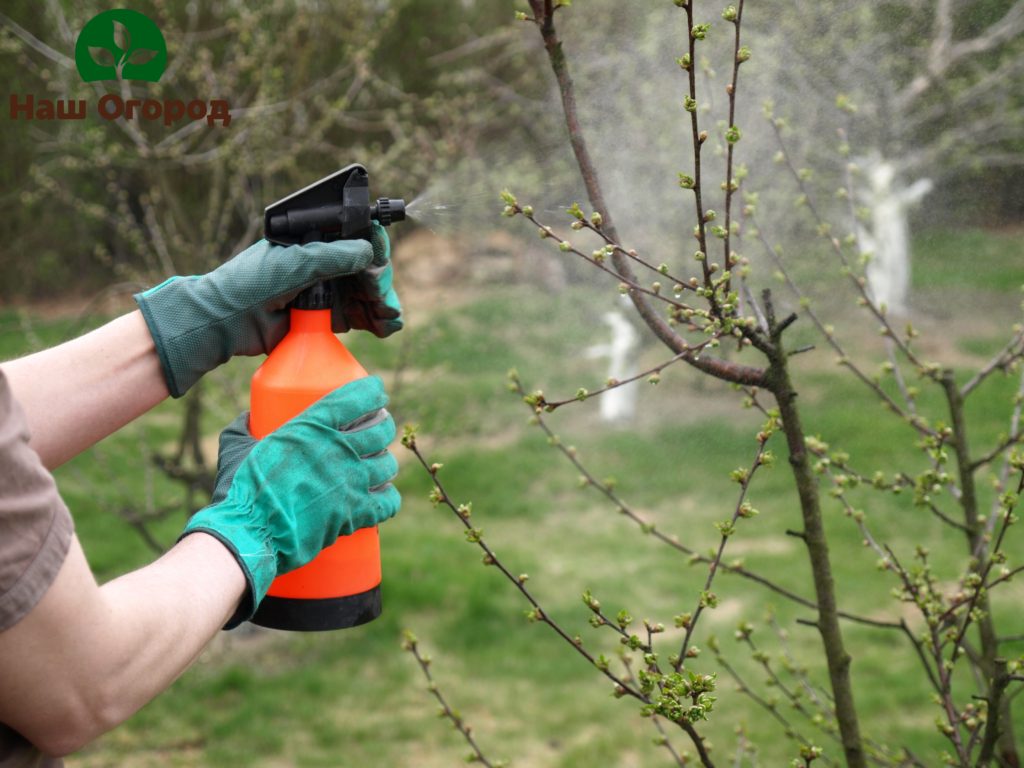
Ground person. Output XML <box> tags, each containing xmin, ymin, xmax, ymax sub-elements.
<box><xmin>0</xmin><ymin>225</ymin><xmax>403</xmax><ymax>765</ymax></box>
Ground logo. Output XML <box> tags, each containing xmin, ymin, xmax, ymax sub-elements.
<box><xmin>74</xmin><ymin>9</ymin><xmax>167</xmax><ymax>83</ymax></box>
<box><xmin>10</xmin><ymin>8</ymin><xmax>230</xmax><ymax>127</ymax></box>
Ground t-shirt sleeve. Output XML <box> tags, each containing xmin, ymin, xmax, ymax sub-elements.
<box><xmin>0</xmin><ymin>369</ymin><xmax>74</xmax><ymax>633</ymax></box>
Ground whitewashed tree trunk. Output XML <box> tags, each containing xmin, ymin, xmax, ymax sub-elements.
<box><xmin>858</xmin><ymin>156</ymin><xmax>933</xmax><ymax>317</ymax></box>
<box><xmin>585</xmin><ymin>308</ymin><xmax>640</xmax><ymax>423</ymax></box>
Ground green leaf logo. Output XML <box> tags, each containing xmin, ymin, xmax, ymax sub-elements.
<box><xmin>75</xmin><ymin>9</ymin><xmax>167</xmax><ymax>83</ymax></box>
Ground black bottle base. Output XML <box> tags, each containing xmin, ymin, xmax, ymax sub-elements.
<box><xmin>251</xmin><ymin>585</ymin><xmax>382</xmax><ymax>631</ymax></box>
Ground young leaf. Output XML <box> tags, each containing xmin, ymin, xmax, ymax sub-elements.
<box><xmin>113</xmin><ymin>20</ymin><xmax>130</xmax><ymax>53</ymax></box>
<box><xmin>127</xmin><ymin>48</ymin><xmax>158</xmax><ymax>66</ymax></box>
<box><xmin>89</xmin><ymin>46</ymin><xmax>116</xmax><ymax>67</ymax></box>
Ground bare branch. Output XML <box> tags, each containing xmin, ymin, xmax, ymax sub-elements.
<box><xmin>402</xmin><ymin>633</ymin><xmax>504</xmax><ymax>768</ymax></box>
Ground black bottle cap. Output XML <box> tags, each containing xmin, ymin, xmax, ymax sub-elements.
<box><xmin>292</xmin><ymin>280</ymin><xmax>333</xmax><ymax>310</ymax></box>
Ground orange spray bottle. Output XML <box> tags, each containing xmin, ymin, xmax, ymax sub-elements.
<box><xmin>249</xmin><ymin>164</ymin><xmax>405</xmax><ymax>631</ymax></box>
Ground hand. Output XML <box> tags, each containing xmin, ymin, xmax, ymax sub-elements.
<box><xmin>181</xmin><ymin>376</ymin><xmax>400</xmax><ymax>626</ymax></box>
<box><xmin>335</xmin><ymin>222</ymin><xmax>403</xmax><ymax>338</ymax></box>
<box><xmin>135</xmin><ymin>223</ymin><xmax>403</xmax><ymax>398</ymax></box>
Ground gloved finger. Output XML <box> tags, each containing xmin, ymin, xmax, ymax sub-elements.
<box><xmin>381</xmin><ymin>282</ymin><xmax>401</xmax><ymax>314</ymax></box>
<box><xmin>298</xmin><ymin>376</ymin><xmax>388</xmax><ymax>431</ymax></box>
<box><xmin>363</xmin><ymin>449</ymin><xmax>399</xmax><ymax>490</ymax></box>
<box><xmin>374</xmin><ymin>286</ymin><xmax>403</xmax><ymax>338</ymax></box>
<box><xmin>369</xmin><ymin>482</ymin><xmax>401</xmax><ymax>525</ymax></box>
<box><xmin>367</xmin><ymin>262</ymin><xmax>393</xmax><ymax>296</ymax></box>
<box><xmin>377</xmin><ymin>302</ymin><xmax>402</xmax><ymax>321</ymax></box>
<box><xmin>330</xmin><ymin>276</ymin><xmax>387</xmax><ymax>324</ymax></box>
<box><xmin>380</xmin><ymin>317</ymin><xmax>404</xmax><ymax>337</ymax></box>
<box><xmin>369</xmin><ymin>221</ymin><xmax>391</xmax><ymax>268</ymax></box>
<box><xmin>338</xmin><ymin>410</ymin><xmax>396</xmax><ymax>459</ymax></box>
<box><xmin>335</xmin><ymin>301</ymin><xmax>376</xmax><ymax>334</ymax></box>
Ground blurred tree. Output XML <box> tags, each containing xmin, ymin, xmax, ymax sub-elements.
<box><xmin>0</xmin><ymin>0</ymin><xmax>548</xmax><ymax>299</ymax></box>
<box><xmin>403</xmin><ymin>2</ymin><xmax>1024</xmax><ymax>766</ymax></box>
<box><xmin>751</xmin><ymin>1</ymin><xmax>1024</xmax><ymax>312</ymax></box>
<box><xmin>0</xmin><ymin>0</ymin><xmax>542</xmax><ymax>544</ymax></box>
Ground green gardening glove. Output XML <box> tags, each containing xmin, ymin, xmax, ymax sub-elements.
<box><xmin>334</xmin><ymin>222</ymin><xmax>403</xmax><ymax>337</ymax></box>
<box><xmin>182</xmin><ymin>376</ymin><xmax>400</xmax><ymax>627</ymax></box>
<box><xmin>135</xmin><ymin>223</ymin><xmax>403</xmax><ymax>398</ymax></box>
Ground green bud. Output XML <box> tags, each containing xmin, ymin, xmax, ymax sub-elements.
<box><xmin>700</xmin><ymin>591</ymin><xmax>719</xmax><ymax>608</ymax></box>
<box><xmin>691</xmin><ymin>23</ymin><xmax>711</xmax><ymax>40</ymax></box>
<box><xmin>738</xmin><ymin>502</ymin><xmax>758</xmax><ymax>518</ymax></box>
<box><xmin>725</xmin><ymin>125</ymin><xmax>741</xmax><ymax>144</ymax></box>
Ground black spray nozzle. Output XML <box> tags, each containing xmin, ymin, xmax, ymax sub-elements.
<box><xmin>264</xmin><ymin>164</ymin><xmax>406</xmax><ymax>246</ymax></box>
<box><xmin>372</xmin><ymin>197</ymin><xmax>405</xmax><ymax>227</ymax></box>
<box><xmin>264</xmin><ymin>165</ymin><xmax>407</xmax><ymax>312</ymax></box>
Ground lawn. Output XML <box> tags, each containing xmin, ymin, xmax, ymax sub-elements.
<box><xmin>3</xmin><ymin>225</ymin><xmax>1023</xmax><ymax>767</ymax></box>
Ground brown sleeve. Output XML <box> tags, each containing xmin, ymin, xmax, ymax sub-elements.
<box><xmin>0</xmin><ymin>369</ymin><xmax>74</xmax><ymax>633</ymax></box>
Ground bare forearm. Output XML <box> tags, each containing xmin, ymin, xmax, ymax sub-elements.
<box><xmin>0</xmin><ymin>533</ymin><xmax>245</xmax><ymax>756</ymax></box>
<box><xmin>92</xmin><ymin>533</ymin><xmax>245</xmax><ymax>719</ymax></box>
<box><xmin>0</xmin><ymin>311</ymin><xmax>169</xmax><ymax>468</ymax></box>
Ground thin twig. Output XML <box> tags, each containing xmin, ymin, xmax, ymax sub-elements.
<box><xmin>676</xmin><ymin>434</ymin><xmax>774</xmax><ymax>670</ymax></box>
<box><xmin>512</xmin><ymin>375</ymin><xmax>899</xmax><ymax>631</ymax></box>
<box><xmin>402</xmin><ymin>633</ymin><xmax>503</xmax><ymax>768</ymax></box>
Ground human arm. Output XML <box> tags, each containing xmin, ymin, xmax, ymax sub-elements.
<box><xmin>0</xmin><ymin>225</ymin><xmax>401</xmax><ymax>469</ymax></box>
<box><xmin>0</xmin><ymin>311</ymin><xmax>168</xmax><ymax>470</ymax></box>
<box><xmin>0</xmin><ymin>377</ymin><xmax>399</xmax><ymax>756</ymax></box>
<box><xmin>0</xmin><ymin>532</ymin><xmax>244</xmax><ymax>757</ymax></box>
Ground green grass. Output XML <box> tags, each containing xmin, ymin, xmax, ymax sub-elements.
<box><xmin>5</xmin><ymin>229</ymin><xmax>1023</xmax><ymax>767</ymax></box>
<box><xmin>914</xmin><ymin>227</ymin><xmax>1024</xmax><ymax>293</ymax></box>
